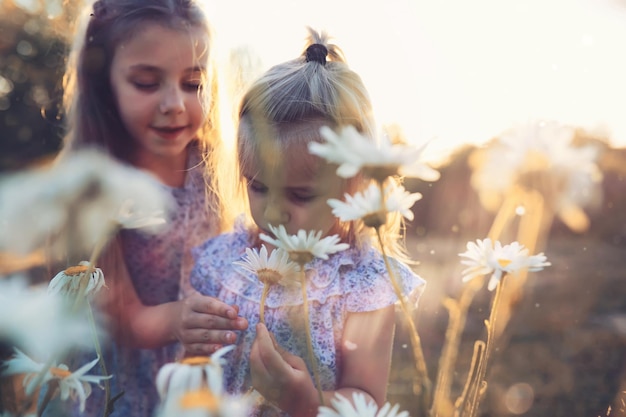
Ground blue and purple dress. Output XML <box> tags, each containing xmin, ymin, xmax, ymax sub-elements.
<box><xmin>61</xmin><ymin>147</ymin><xmax>217</xmax><ymax>417</ymax></box>
<box><xmin>190</xmin><ymin>221</ymin><xmax>425</xmax><ymax>416</ymax></box>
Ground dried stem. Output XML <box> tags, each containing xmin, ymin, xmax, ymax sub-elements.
<box><xmin>453</xmin><ymin>340</ymin><xmax>485</xmax><ymax>417</ymax></box>
<box><xmin>431</xmin><ymin>277</ymin><xmax>484</xmax><ymax>417</ymax></box>
<box><xmin>460</xmin><ymin>273</ymin><xmax>507</xmax><ymax>417</ymax></box>
<box><xmin>375</xmin><ymin>228</ymin><xmax>432</xmax><ymax>412</ymax></box>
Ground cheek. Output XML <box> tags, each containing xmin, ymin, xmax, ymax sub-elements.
<box><xmin>247</xmin><ymin>194</ymin><xmax>263</xmax><ymax>221</ymax></box>
<box><xmin>187</xmin><ymin>98</ymin><xmax>205</xmax><ymax>124</ymax></box>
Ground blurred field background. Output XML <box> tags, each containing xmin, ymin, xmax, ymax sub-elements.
<box><xmin>1</xmin><ymin>1</ymin><xmax>625</xmax><ymax>416</ymax></box>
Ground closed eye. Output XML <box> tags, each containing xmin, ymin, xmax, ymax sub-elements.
<box><xmin>132</xmin><ymin>81</ymin><xmax>159</xmax><ymax>91</ymax></box>
<box><xmin>287</xmin><ymin>190</ymin><xmax>316</xmax><ymax>203</ymax></box>
<box><xmin>246</xmin><ymin>178</ymin><xmax>267</xmax><ymax>194</ymax></box>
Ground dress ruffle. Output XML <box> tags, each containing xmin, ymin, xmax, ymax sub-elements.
<box><xmin>191</xmin><ymin>222</ymin><xmax>425</xmax><ymax>312</ymax></box>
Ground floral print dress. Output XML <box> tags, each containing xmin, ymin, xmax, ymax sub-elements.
<box><xmin>60</xmin><ymin>147</ymin><xmax>217</xmax><ymax>417</ymax></box>
<box><xmin>190</xmin><ymin>221</ymin><xmax>425</xmax><ymax>416</ymax></box>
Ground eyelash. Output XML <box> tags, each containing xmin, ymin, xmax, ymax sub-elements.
<box><xmin>131</xmin><ymin>81</ymin><xmax>202</xmax><ymax>92</ymax></box>
<box><xmin>246</xmin><ymin>181</ymin><xmax>315</xmax><ymax>203</ymax></box>
<box><xmin>247</xmin><ymin>181</ymin><xmax>267</xmax><ymax>194</ymax></box>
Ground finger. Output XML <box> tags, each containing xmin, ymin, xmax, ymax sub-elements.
<box><xmin>189</xmin><ymin>295</ymin><xmax>239</xmax><ymax>319</ymax></box>
<box><xmin>184</xmin><ymin>343</ymin><xmax>223</xmax><ymax>356</ymax></box>
<box><xmin>185</xmin><ymin>312</ymin><xmax>248</xmax><ymax>332</ymax></box>
<box><xmin>253</xmin><ymin>324</ymin><xmax>292</xmax><ymax>376</ymax></box>
<box><xmin>180</xmin><ymin>328</ymin><xmax>238</xmax><ymax>345</ymax></box>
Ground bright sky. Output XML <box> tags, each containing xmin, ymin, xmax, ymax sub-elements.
<box><xmin>208</xmin><ymin>0</ymin><xmax>626</xmax><ymax>163</ymax></box>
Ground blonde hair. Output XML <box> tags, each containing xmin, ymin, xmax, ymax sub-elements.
<box><xmin>60</xmin><ymin>0</ymin><xmax>239</xmax><ymax>230</ymax></box>
<box><xmin>237</xmin><ymin>28</ymin><xmax>410</xmax><ymax>261</ymax></box>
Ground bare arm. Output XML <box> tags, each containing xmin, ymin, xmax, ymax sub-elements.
<box><xmin>249</xmin><ymin>306</ymin><xmax>395</xmax><ymax>417</ymax></box>
<box><xmin>95</xmin><ymin>239</ymin><xmax>248</xmax><ymax>353</ymax></box>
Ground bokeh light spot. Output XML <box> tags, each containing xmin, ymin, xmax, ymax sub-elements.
<box><xmin>504</xmin><ymin>382</ymin><xmax>534</xmax><ymax>414</ymax></box>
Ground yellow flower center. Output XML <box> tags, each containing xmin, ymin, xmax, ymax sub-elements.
<box><xmin>63</xmin><ymin>265</ymin><xmax>89</xmax><ymax>276</ymax></box>
<box><xmin>180</xmin><ymin>357</ymin><xmax>212</xmax><ymax>366</ymax></box>
<box><xmin>50</xmin><ymin>367</ymin><xmax>72</xmax><ymax>378</ymax></box>
<box><xmin>258</xmin><ymin>269</ymin><xmax>283</xmax><ymax>285</ymax></box>
<box><xmin>497</xmin><ymin>259</ymin><xmax>512</xmax><ymax>268</ymax></box>
<box><xmin>180</xmin><ymin>389</ymin><xmax>219</xmax><ymax>411</ymax></box>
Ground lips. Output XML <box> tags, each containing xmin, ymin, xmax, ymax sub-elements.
<box><xmin>151</xmin><ymin>125</ymin><xmax>188</xmax><ymax>140</ymax></box>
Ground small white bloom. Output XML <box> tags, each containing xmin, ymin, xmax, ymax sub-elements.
<box><xmin>156</xmin><ymin>345</ymin><xmax>233</xmax><ymax>400</ymax></box>
<box><xmin>0</xmin><ymin>276</ymin><xmax>94</xmax><ymax>358</ymax></box>
<box><xmin>48</xmin><ymin>261</ymin><xmax>106</xmax><ymax>298</ymax></box>
<box><xmin>309</xmin><ymin>125</ymin><xmax>440</xmax><ymax>182</ymax></box>
<box><xmin>1</xmin><ymin>349</ymin><xmax>110</xmax><ymax>412</ymax></box>
<box><xmin>114</xmin><ymin>199</ymin><xmax>167</xmax><ymax>232</ymax></box>
<box><xmin>233</xmin><ymin>245</ymin><xmax>300</xmax><ymax>287</ymax></box>
<box><xmin>317</xmin><ymin>392</ymin><xmax>409</xmax><ymax>417</ymax></box>
<box><xmin>156</xmin><ymin>388</ymin><xmax>251</xmax><ymax>417</ymax></box>
<box><xmin>328</xmin><ymin>182</ymin><xmax>422</xmax><ymax>224</ymax></box>
<box><xmin>260</xmin><ymin>224</ymin><xmax>349</xmax><ymax>263</ymax></box>
<box><xmin>459</xmin><ymin>238</ymin><xmax>495</xmax><ymax>282</ymax></box>
<box><xmin>459</xmin><ymin>238</ymin><xmax>551</xmax><ymax>291</ymax></box>
<box><xmin>0</xmin><ymin>149</ymin><xmax>174</xmax><ymax>259</ymax></box>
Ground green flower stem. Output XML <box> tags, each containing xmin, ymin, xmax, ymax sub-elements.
<box><xmin>87</xmin><ymin>300</ymin><xmax>111</xmax><ymax>417</ymax></box>
<box><xmin>298</xmin><ymin>266</ymin><xmax>324</xmax><ymax>407</ymax></box>
<box><xmin>375</xmin><ymin>228</ymin><xmax>431</xmax><ymax>411</ymax></box>
<box><xmin>259</xmin><ymin>284</ymin><xmax>270</xmax><ymax>325</ymax></box>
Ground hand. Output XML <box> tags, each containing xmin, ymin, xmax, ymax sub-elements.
<box><xmin>177</xmin><ymin>293</ymin><xmax>248</xmax><ymax>355</ymax></box>
<box><xmin>249</xmin><ymin>324</ymin><xmax>317</xmax><ymax>416</ymax></box>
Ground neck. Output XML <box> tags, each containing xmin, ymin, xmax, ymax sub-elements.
<box><xmin>132</xmin><ymin>148</ymin><xmax>189</xmax><ymax>187</ymax></box>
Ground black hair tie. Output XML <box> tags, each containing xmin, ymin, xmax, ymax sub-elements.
<box><xmin>305</xmin><ymin>44</ymin><xmax>328</xmax><ymax>65</ymax></box>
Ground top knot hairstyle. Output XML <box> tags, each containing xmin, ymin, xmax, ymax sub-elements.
<box><xmin>305</xmin><ymin>44</ymin><xmax>328</xmax><ymax>65</ymax></box>
<box><xmin>238</xmin><ymin>27</ymin><xmax>374</xmax><ymax>137</ymax></box>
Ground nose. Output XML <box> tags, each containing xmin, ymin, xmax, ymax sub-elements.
<box><xmin>159</xmin><ymin>85</ymin><xmax>185</xmax><ymax>114</ymax></box>
<box><xmin>264</xmin><ymin>198</ymin><xmax>290</xmax><ymax>226</ymax></box>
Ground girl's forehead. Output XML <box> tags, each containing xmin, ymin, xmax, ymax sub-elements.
<box><xmin>115</xmin><ymin>23</ymin><xmax>210</xmax><ymax>64</ymax></box>
<box><xmin>246</xmin><ymin>142</ymin><xmax>324</xmax><ymax>180</ymax></box>
<box><xmin>241</xmin><ymin>119</ymin><xmax>336</xmax><ymax>177</ymax></box>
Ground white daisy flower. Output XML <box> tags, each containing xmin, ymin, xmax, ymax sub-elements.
<box><xmin>114</xmin><ymin>199</ymin><xmax>167</xmax><ymax>232</ymax></box>
<box><xmin>309</xmin><ymin>125</ymin><xmax>440</xmax><ymax>182</ymax></box>
<box><xmin>328</xmin><ymin>182</ymin><xmax>422</xmax><ymax>227</ymax></box>
<box><xmin>469</xmin><ymin>120</ymin><xmax>602</xmax><ymax>232</ymax></box>
<box><xmin>48</xmin><ymin>261</ymin><xmax>106</xmax><ymax>299</ymax></box>
<box><xmin>1</xmin><ymin>349</ymin><xmax>110</xmax><ymax>412</ymax></box>
<box><xmin>156</xmin><ymin>388</ymin><xmax>251</xmax><ymax>417</ymax></box>
<box><xmin>156</xmin><ymin>345</ymin><xmax>233</xmax><ymax>400</ymax></box>
<box><xmin>0</xmin><ymin>276</ymin><xmax>94</xmax><ymax>359</ymax></box>
<box><xmin>459</xmin><ymin>238</ymin><xmax>495</xmax><ymax>282</ymax></box>
<box><xmin>0</xmin><ymin>149</ymin><xmax>174</xmax><ymax>259</ymax></box>
<box><xmin>459</xmin><ymin>238</ymin><xmax>551</xmax><ymax>291</ymax></box>
<box><xmin>317</xmin><ymin>392</ymin><xmax>409</xmax><ymax>417</ymax></box>
<box><xmin>260</xmin><ymin>224</ymin><xmax>349</xmax><ymax>264</ymax></box>
<box><xmin>233</xmin><ymin>245</ymin><xmax>300</xmax><ymax>287</ymax></box>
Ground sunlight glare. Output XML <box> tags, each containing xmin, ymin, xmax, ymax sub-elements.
<box><xmin>208</xmin><ymin>0</ymin><xmax>626</xmax><ymax>164</ymax></box>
